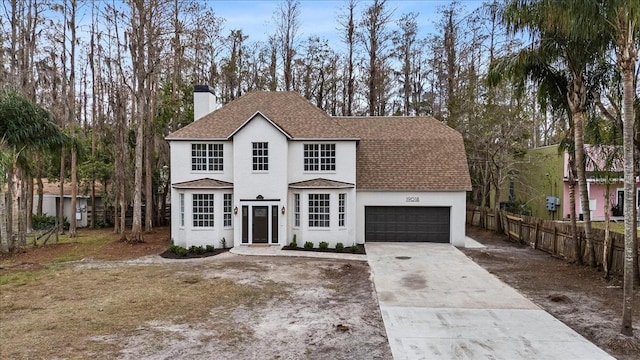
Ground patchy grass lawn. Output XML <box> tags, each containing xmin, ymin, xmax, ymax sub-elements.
<box><xmin>0</xmin><ymin>228</ymin><xmax>391</xmax><ymax>359</ymax></box>
<box><xmin>1</xmin><ymin>263</ymin><xmax>285</xmax><ymax>359</ymax></box>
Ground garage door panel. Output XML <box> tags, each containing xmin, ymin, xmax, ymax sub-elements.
<box><xmin>365</xmin><ymin>206</ymin><xmax>450</xmax><ymax>243</ymax></box>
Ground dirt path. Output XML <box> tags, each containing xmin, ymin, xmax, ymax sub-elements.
<box><xmin>462</xmin><ymin>226</ymin><xmax>640</xmax><ymax>360</ymax></box>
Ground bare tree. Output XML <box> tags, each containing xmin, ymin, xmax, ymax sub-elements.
<box><xmin>338</xmin><ymin>0</ymin><xmax>357</xmax><ymax>115</ymax></box>
<box><xmin>359</xmin><ymin>0</ymin><xmax>393</xmax><ymax>115</ymax></box>
<box><xmin>274</xmin><ymin>0</ymin><xmax>300</xmax><ymax>91</ymax></box>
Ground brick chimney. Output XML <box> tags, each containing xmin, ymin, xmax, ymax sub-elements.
<box><xmin>193</xmin><ymin>85</ymin><xmax>219</xmax><ymax>121</ymax></box>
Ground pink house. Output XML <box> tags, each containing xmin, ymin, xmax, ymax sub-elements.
<box><xmin>562</xmin><ymin>145</ymin><xmax>639</xmax><ymax>220</ymax></box>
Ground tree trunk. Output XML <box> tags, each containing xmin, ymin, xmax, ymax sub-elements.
<box><xmin>0</xmin><ymin>186</ymin><xmax>8</xmax><ymax>252</ymax></box>
<box><xmin>569</xmin><ymin>79</ymin><xmax>596</xmax><ymax>267</ymax></box>
<box><xmin>68</xmin><ymin>0</ymin><xmax>78</xmax><ymax>238</ymax></box>
<box><xmin>58</xmin><ymin>153</ymin><xmax>65</xmax><ymax>234</ymax></box>
<box><xmin>603</xmin><ymin>181</ymin><xmax>612</xmax><ymax>277</ymax></box>
<box><xmin>145</xmin><ymin>89</ymin><xmax>154</xmax><ymax>232</ymax></box>
<box><xmin>36</xmin><ymin>172</ymin><xmax>43</xmax><ymax>216</ymax></box>
<box><xmin>620</xmin><ymin>37</ymin><xmax>636</xmax><ymax>337</ymax></box>
<box><xmin>568</xmin><ymin>155</ymin><xmax>581</xmax><ymax>265</ymax></box>
<box><xmin>26</xmin><ymin>175</ymin><xmax>32</xmax><ymax>234</ymax></box>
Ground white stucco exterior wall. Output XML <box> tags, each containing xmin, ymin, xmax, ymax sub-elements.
<box><xmin>356</xmin><ymin>191</ymin><xmax>467</xmax><ymax>247</ymax></box>
<box><xmin>287</xmin><ymin>141</ymin><xmax>357</xmax><ymax>185</ymax></box>
<box><xmin>171</xmin><ymin>189</ymin><xmax>234</xmax><ymax>248</ymax></box>
<box><xmin>288</xmin><ymin>189</ymin><xmax>356</xmax><ymax>248</ymax></box>
<box><xmin>169</xmin><ymin>141</ymin><xmax>233</xmax><ymax>184</ymax></box>
<box><xmin>232</xmin><ymin>115</ymin><xmax>289</xmax><ymax>246</ymax></box>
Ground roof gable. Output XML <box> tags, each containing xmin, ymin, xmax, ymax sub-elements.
<box><xmin>228</xmin><ymin>111</ymin><xmax>292</xmax><ymax>139</ymax></box>
<box><xmin>166</xmin><ymin>91</ymin><xmax>351</xmax><ymax>140</ymax></box>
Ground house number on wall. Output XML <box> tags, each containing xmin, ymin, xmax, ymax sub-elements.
<box><xmin>405</xmin><ymin>196</ymin><xmax>420</xmax><ymax>203</ymax></box>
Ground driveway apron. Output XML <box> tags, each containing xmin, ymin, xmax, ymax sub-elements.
<box><xmin>366</xmin><ymin>242</ymin><xmax>614</xmax><ymax>360</ymax></box>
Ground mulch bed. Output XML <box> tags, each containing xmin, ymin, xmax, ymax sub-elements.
<box><xmin>159</xmin><ymin>248</ymin><xmax>229</xmax><ymax>259</ymax></box>
<box><xmin>281</xmin><ymin>244</ymin><xmax>366</xmax><ymax>255</ymax></box>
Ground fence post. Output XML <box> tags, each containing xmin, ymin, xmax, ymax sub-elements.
<box><xmin>518</xmin><ymin>219</ymin><xmax>523</xmax><ymax>245</ymax></box>
<box><xmin>534</xmin><ymin>220</ymin><xmax>539</xmax><ymax>249</ymax></box>
<box><xmin>553</xmin><ymin>225</ymin><xmax>558</xmax><ymax>256</ymax></box>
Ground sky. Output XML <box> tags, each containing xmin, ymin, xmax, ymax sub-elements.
<box><xmin>206</xmin><ymin>0</ymin><xmax>485</xmax><ymax>49</ymax></box>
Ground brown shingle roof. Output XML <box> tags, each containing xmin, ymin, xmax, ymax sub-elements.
<box><xmin>172</xmin><ymin>178</ymin><xmax>233</xmax><ymax>189</ymax></box>
<box><xmin>166</xmin><ymin>91</ymin><xmax>353</xmax><ymax>140</ymax></box>
<box><xmin>289</xmin><ymin>178</ymin><xmax>355</xmax><ymax>188</ymax></box>
<box><xmin>167</xmin><ymin>91</ymin><xmax>470</xmax><ymax>192</ymax></box>
<box><xmin>339</xmin><ymin>117</ymin><xmax>472</xmax><ymax>191</ymax></box>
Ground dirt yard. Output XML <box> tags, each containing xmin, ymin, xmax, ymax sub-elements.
<box><xmin>0</xmin><ymin>228</ymin><xmax>391</xmax><ymax>359</ymax></box>
<box><xmin>463</xmin><ymin>226</ymin><xmax>640</xmax><ymax>360</ymax></box>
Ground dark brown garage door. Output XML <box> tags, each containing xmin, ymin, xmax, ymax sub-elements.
<box><xmin>365</xmin><ymin>206</ymin><xmax>450</xmax><ymax>243</ymax></box>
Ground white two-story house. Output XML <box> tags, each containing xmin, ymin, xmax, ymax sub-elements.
<box><xmin>166</xmin><ymin>86</ymin><xmax>471</xmax><ymax>249</ymax></box>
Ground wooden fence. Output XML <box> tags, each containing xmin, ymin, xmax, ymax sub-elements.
<box><xmin>466</xmin><ymin>205</ymin><xmax>630</xmax><ymax>275</ymax></box>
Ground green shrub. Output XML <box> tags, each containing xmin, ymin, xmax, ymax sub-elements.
<box><xmin>32</xmin><ymin>214</ymin><xmax>68</xmax><ymax>230</ymax></box>
<box><xmin>335</xmin><ymin>242</ymin><xmax>344</xmax><ymax>252</ymax></box>
<box><xmin>319</xmin><ymin>241</ymin><xmax>329</xmax><ymax>250</ymax></box>
<box><xmin>168</xmin><ymin>244</ymin><xmax>181</xmax><ymax>254</ymax></box>
<box><xmin>175</xmin><ymin>247</ymin><xmax>188</xmax><ymax>257</ymax></box>
<box><xmin>94</xmin><ymin>219</ymin><xmax>112</xmax><ymax>228</ymax></box>
<box><xmin>304</xmin><ymin>241</ymin><xmax>314</xmax><ymax>249</ymax></box>
<box><xmin>220</xmin><ymin>237</ymin><xmax>227</xmax><ymax>249</ymax></box>
<box><xmin>290</xmin><ymin>234</ymin><xmax>297</xmax><ymax>248</ymax></box>
<box><xmin>189</xmin><ymin>245</ymin><xmax>205</xmax><ymax>255</ymax></box>
<box><xmin>350</xmin><ymin>244</ymin><xmax>359</xmax><ymax>253</ymax></box>
<box><xmin>32</xmin><ymin>214</ymin><xmax>56</xmax><ymax>230</ymax></box>
<box><xmin>205</xmin><ymin>245</ymin><xmax>215</xmax><ymax>252</ymax></box>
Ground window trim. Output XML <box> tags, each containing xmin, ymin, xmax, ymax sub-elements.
<box><xmin>303</xmin><ymin>143</ymin><xmax>336</xmax><ymax>172</ymax></box>
<box><xmin>308</xmin><ymin>193</ymin><xmax>330</xmax><ymax>228</ymax></box>
<box><xmin>192</xmin><ymin>193</ymin><xmax>215</xmax><ymax>228</ymax></box>
<box><xmin>252</xmin><ymin>142</ymin><xmax>269</xmax><ymax>171</ymax></box>
<box><xmin>191</xmin><ymin>143</ymin><xmax>224</xmax><ymax>172</ymax></box>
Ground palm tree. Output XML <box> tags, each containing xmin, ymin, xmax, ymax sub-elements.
<box><xmin>492</xmin><ymin>0</ymin><xmax>610</xmax><ymax>267</ymax></box>
<box><xmin>601</xmin><ymin>0</ymin><xmax>639</xmax><ymax>337</ymax></box>
<box><xmin>499</xmin><ymin>0</ymin><xmax>639</xmax><ymax>337</ymax></box>
<box><xmin>0</xmin><ymin>88</ymin><xmax>69</xmax><ymax>252</ymax></box>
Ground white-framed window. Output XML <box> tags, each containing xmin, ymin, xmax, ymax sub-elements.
<box><xmin>191</xmin><ymin>143</ymin><xmax>223</xmax><ymax>171</ymax></box>
<box><xmin>338</xmin><ymin>193</ymin><xmax>346</xmax><ymax>227</ymax></box>
<box><xmin>252</xmin><ymin>142</ymin><xmax>269</xmax><ymax>171</ymax></box>
<box><xmin>303</xmin><ymin>144</ymin><xmax>336</xmax><ymax>171</ymax></box>
<box><xmin>192</xmin><ymin>193</ymin><xmax>214</xmax><ymax>227</ymax></box>
<box><xmin>223</xmin><ymin>193</ymin><xmax>233</xmax><ymax>227</ymax></box>
<box><xmin>179</xmin><ymin>193</ymin><xmax>185</xmax><ymax>227</ymax></box>
<box><xmin>294</xmin><ymin>193</ymin><xmax>300</xmax><ymax>227</ymax></box>
<box><xmin>308</xmin><ymin>193</ymin><xmax>330</xmax><ymax>228</ymax></box>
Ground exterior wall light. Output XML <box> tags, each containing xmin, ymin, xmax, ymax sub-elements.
<box><xmin>281</xmin><ymin>206</ymin><xmax>286</xmax><ymax>215</ymax></box>
<box><xmin>234</xmin><ymin>206</ymin><xmax>238</xmax><ymax>215</ymax></box>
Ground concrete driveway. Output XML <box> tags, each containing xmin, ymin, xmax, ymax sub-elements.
<box><xmin>366</xmin><ymin>242</ymin><xmax>614</xmax><ymax>360</ymax></box>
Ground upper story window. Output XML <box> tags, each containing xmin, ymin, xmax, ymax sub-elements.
<box><xmin>253</xmin><ymin>142</ymin><xmax>269</xmax><ymax>171</ymax></box>
<box><xmin>308</xmin><ymin>193</ymin><xmax>330</xmax><ymax>228</ymax></box>
<box><xmin>192</xmin><ymin>143</ymin><xmax>223</xmax><ymax>172</ymax></box>
<box><xmin>304</xmin><ymin>144</ymin><xmax>336</xmax><ymax>171</ymax></box>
